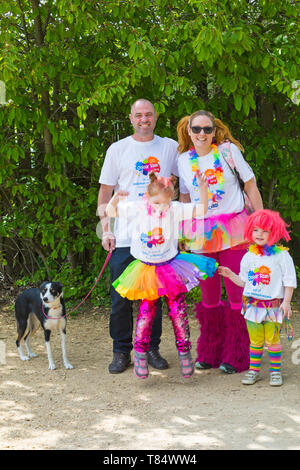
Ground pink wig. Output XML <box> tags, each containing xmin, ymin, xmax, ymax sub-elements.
<box><xmin>244</xmin><ymin>209</ymin><xmax>291</xmax><ymax>245</ymax></box>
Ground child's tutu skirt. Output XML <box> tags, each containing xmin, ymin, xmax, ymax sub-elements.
<box><xmin>112</xmin><ymin>252</ymin><xmax>218</xmax><ymax>301</ymax></box>
<box><xmin>179</xmin><ymin>209</ymin><xmax>249</xmax><ymax>253</ymax></box>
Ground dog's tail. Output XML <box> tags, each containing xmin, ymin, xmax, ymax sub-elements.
<box><xmin>16</xmin><ymin>313</ymin><xmax>40</xmax><ymax>347</ymax></box>
<box><xmin>27</xmin><ymin>313</ymin><xmax>40</xmax><ymax>337</ymax></box>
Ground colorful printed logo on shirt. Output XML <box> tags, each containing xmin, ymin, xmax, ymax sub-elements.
<box><xmin>193</xmin><ymin>167</ymin><xmax>225</xmax><ymax>209</ymax></box>
<box><xmin>140</xmin><ymin>227</ymin><xmax>164</xmax><ymax>248</ymax></box>
<box><xmin>136</xmin><ymin>156</ymin><xmax>160</xmax><ymax>176</ymax></box>
<box><xmin>248</xmin><ymin>265</ymin><xmax>271</xmax><ymax>286</ymax></box>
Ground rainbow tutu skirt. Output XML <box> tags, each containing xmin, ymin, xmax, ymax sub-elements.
<box><xmin>112</xmin><ymin>252</ymin><xmax>218</xmax><ymax>301</ymax></box>
<box><xmin>179</xmin><ymin>209</ymin><xmax>249</xmax><ymax>253</ymax></box>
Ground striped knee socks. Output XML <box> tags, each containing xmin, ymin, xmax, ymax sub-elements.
<box><xmin>249</xmin><ymin>344</ymin><xmax>264</xmax><ymax>372</ymax></box>
<box><xmin>268</xmin><ymin>344</ymin><xmax>282</xmax><ymax>373</ymax></box>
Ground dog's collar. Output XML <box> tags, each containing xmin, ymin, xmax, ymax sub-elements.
<box><xmin>42</xmin><ymin>302</ymin><xmax>66</xmax><ymax>319</ymax></box>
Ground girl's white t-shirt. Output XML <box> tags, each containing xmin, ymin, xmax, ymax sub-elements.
<box><xmin>240</xmin><ymin>250</ymin><xmax>297</xmax><ymax>300</ymax></box>
<box><xmin>239</xmin><ymin>250</ymin><xmax>297</xmax><ymax>324</ymax></box>
<box><xmin>99</xmin><ymin>135</ymin><xmax>179</xmax><ymax>247</ymax></box>
<box><xmin>117</xmin><ymin>200</ymin><xmax>195</xmax><ymax>263</ymax></box>
<box><xmin>178</xmin><ymin>143</ymin><xmax>254</xmax><ymax>215</ymax></box>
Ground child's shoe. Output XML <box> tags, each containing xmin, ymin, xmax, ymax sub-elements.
<box><xmin>134</xmin><ymin>351</ymin><xmax>149</xmax><ymax>379</ymax></box>
<box><xmin>270</xmin><ymin>371</ymin><xmax>283</xmax><ymax>386</ymax></box>
<box><xmin>178</xmin><ymin>351</ymin><xmax>194</xmax><ymax>378</ymax></box>
<box><xmin>241</xmin><ymin>370</ymin><xmax>261</xmax><ymax>385</ymax></box>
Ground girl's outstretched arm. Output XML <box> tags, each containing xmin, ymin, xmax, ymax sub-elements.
<box><xmin>218</xmin><ymin>266</ymin><xmax>245</xmax><ymax>287</ymax></box>
<box><xmin>106</xmin><ymin>190</ymin><xmax>129</xmax><ymax>217</ymax></box>
<box><xmin>193</xmin><ymin>173</ymin><xmax>208</xmax><ymax>217</ymax></box>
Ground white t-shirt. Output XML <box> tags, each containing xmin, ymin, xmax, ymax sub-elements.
<box><xmin>239</xmin><ymin>250</ymin><xmax>297</xmax><ymax>323</ymax></box>
<box><xmin>240</xmin><ymin>250</ymin><xmax>297</xmax><ymax>299</ymax></box>
<box><xmin>117</xmin><ymin>200</ymin><xmax>195</xmax><ymax>263</ymax></box>
<box><xmin>99</xmin><ymin>135</ymin><xmax>179</xmax><ymax>247</ymax></box>
<box><xmin>178</xmin><ymin>143</ymin><xmax>254</xmax><ymax>216</ymax></box>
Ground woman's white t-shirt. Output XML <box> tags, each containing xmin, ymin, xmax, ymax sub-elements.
<box><xmin>117</xmin><ymin>200</ymin><xmax>195</xmax><ymax>263</ymax></box>
<box><xmin>99</xmin><ymin>135</ymin><xmax>179</xmax><ymax>247</ymax></box>
<box><xmin>178</xmin><ymin>143</ymin><xmax>254</xmax><ymax>216</ymax></box>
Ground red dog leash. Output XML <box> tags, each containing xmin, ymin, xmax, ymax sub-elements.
<box><xmin>42</xmin><ymin>250</ymin><xmax>112</xmax><ymax>319</ymax></box>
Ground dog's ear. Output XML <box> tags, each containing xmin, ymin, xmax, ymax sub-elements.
<box><xmin>39</xmin><ymin>281</ymin><xmax>48</xmax><ymax>290</ymax></box>
<box><xmin>52</xmin><ymin>282</ymin><xmax>63</xmax><ymax>293</ymax></box>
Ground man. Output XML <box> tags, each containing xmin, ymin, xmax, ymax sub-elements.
<box><xmin>98</xmin><ymin>99</ymin><xmax>178</xmax><ymax>373</ymax></box>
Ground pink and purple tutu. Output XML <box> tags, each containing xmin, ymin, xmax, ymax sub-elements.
<box><xmin>112</xmin><ymin>252</ymin><xmax>218</xmax><ymax>301</ymax></box>
<box><xmin>179</xmin><ymin>209</ymin><xmax>249</xmax><ymax>253</ymax></box>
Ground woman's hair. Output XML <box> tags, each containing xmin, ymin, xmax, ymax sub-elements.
<box><xmin>244</xmin><ymin>209</ymin><xmax>291</xmax><ymax>245</ymax></box>
<box><xmin>147</xmin><ymin>171</ymin><xmax>176</xmax><ymax>199</ymax></box>
<box><xmin>177</xmin><ymin>110</ymin><xmax>244</xmax><ymax>154</ymax></box>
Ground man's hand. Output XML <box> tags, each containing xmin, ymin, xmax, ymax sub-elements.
<box><xmin>102</xmin><ymin>231</ymin><xmax>115</xmax><ymax>252</ymax></box>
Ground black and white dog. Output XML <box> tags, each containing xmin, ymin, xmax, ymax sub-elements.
<box><xmin>15</xmin><ymin>282</ymin><xmax>73</xmax><ymax>370</ymax></box>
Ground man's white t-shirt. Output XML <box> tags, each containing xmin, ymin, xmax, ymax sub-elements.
<box><xmin>99</xmin><ymin>135</ymin><xmax>179</xmax><ymax>247</ymax></box>
<box><xmin>117</xmin><ymin>200</ymin><xmax>195</xmax><ymax>263</ymax></box>
<box><xmin>239</xmin><ymin>250</ymin><xmax>297</xmax><ymax>323</ymax></box>
<box><xmin>178</xmin><ymin>143</ymin><xmax>254</xmax><ymax>215</ymax></box>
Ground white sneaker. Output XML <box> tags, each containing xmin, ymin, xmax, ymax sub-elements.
<box><xmin>270</xmin><ymin>371</ymin><xmax>283</xmax><ymax>386</ymax></box>
<box><xmin>241</xmin><ymin>370</ymin><xmax>261</xmax><ymax>385</ymax></box>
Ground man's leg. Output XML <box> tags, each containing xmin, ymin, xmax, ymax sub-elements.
<box><xmin>109</xmin><ymin>247</ymin><xmax>135</xmax><ymax>353</ymax></box>
<box><xmin>108</xmin><ymin>247</ymin><xmax>134</xmax><ymax>373</ymax></box>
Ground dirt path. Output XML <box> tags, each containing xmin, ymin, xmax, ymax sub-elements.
<box><xmin>1</xmin><ymin>300</ymin><xmax>300</xmax><ymax>451</ymax></box>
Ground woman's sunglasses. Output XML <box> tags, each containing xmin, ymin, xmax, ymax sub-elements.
<box><xmin>190</xmin><ymin>126</ymin><xmax>214</xmax><ymax>134</ymax></box>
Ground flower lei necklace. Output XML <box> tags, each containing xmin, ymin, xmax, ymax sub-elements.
<box><xmin>189</xmin><ymin>144</ymin><xmax>224</xmax><ymax>207</ymax></box>
<box><xmin>189</xmin><ymin>144</ymin><xmax>224</xmax><ymax>185</ymax></box>
<box><xmin>249</xmin><ymin>244</ymin><xmax>288</xmax><ymax>256</ymax></box>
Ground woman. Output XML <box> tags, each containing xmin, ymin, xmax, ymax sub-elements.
<box><xmin>177</xmin><ymin>110</ymin><xmax>263</xmax><ymax>373</ymax></box>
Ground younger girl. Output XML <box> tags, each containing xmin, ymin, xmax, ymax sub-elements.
<box><xmin>106</xmin><ymin>171</ymin><xmax>218</xmax><ymax>379</ymax></box>
<box><xmin>218</xmin><ymin>209</ymin><xmax>297</xmax><ymax>386</ymax></box>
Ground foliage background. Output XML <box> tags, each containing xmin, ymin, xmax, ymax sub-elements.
<box><xmin>0</xmin><ymin>0</ymin><xmax>299</xmax><ymax>304</ymax></box>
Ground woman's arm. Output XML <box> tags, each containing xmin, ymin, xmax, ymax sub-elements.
<box><xmin>244</xmin><ymin>178</ymin><xmax>263</xmax><ymax>212</ymax></box>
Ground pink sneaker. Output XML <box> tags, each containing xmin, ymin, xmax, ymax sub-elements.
<box><xmin>178</xmin><ymin>351</ymin><xmax>194</xmax><ymax>378</ymax></box>
<box><xmin>134</xmin><ymin>351</ymin><xmax>149</xmax><ymax>379</ymax></box>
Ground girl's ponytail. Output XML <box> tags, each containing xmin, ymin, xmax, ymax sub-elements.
<box><xmin>177</xmin><ymin>116</ymin><xmax>192</xmax><ymax>154</ymax></box>
<box><xmin>214</xmin><ymin>118</ymin><xmax>244</xmax><ymax>152</ymax></box>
